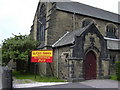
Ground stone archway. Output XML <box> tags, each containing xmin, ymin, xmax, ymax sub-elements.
<box><xmin>84</xmin><ymin>51</ymin><xmax>97</xmax><ymax>80</ymax></box>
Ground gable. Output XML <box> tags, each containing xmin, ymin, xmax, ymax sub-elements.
<box><xmin>78</xmin><ymin>23</ymin><xmax>104</xmax><ymax>40</ymax></box>
<box><xmin>52</xmin><ymin>23</ymin><xmax>102</xmax><ymax>47</ymax></box>
<box><xmin>72</xmin><ymin>23</ymin><xmax>108</xmax><ymax>59</ymax></box>
<box><xmin>52</xmin><ymin>24</ymin><xmax>89</xmax><ymax>47</ymax></box>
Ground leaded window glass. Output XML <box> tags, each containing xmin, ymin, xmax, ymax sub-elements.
<box><xmin>106</xmin><ymin>24</ymin><xmax>117</xmax><ymax>39</ymax></box>
<box><xmin>37</xmin><ymin>4</ymin><xmax>46</xmax><ymax>41</ymax></box>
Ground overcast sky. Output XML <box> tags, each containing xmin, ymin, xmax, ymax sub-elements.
<box><xmin>0</xmin><ymin>0</ymin><xmax>120</xmax><ymax>45</ymax></box>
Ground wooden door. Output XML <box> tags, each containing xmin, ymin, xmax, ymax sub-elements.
<box><xmin>84</xmin><ymin>51</ymin><xmax>96</xmax><ymax>80</ymax></box>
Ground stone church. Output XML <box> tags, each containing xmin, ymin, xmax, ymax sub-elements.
<box><xmin>30</xmin><ymin>1</ymin><xmax>120</xmax><ymax>81</ymax></box>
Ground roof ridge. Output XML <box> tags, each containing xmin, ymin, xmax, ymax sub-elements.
<box><xmin>72</xmin><ymin>2</ymin><xmax>118</xmax><ymax>15</ymax></box>
<box><xmin>56</xmin><ymin>1</ymin><xmax>119</xmax><ymax>15</ymax></box>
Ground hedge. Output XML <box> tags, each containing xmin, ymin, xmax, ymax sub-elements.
<box><xmin>115</xmin><ymin>61</ymin><xmax>120</xmax><ymax>81</ymax></box>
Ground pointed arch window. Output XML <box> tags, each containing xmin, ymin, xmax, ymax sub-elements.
<box><xmin>106</xmin><ymin>24</ymin><xmax>117</xmax><ymax>39</ymax></box>
<box><xmin>37</xmin><ymin>4</ymin><xmax>46</xmax><ymax>41</ymax></box>
<box><xmin>82</xmin><ymin>19</ymin><xmax>93</xmax><ymax>28</ymax></box>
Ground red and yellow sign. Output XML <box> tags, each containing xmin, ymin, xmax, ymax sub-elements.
<box><xmin>31</xmin><ymin>50</ymin><xmax>53</xmax><ymax>63</ymax></box>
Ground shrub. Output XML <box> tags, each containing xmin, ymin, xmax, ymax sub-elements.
<box><xmin>115</xmin><ymin>61</ymin><xmax>120</xmax><ymax>81</ymax></box>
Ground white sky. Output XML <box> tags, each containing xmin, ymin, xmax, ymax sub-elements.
<box><xmin>0</xmin><ymin>0</ymin><xmax>120</xmax><ymax>45</ymax></box>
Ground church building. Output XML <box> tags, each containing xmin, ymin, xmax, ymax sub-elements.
<box><xmin>30</xmin><ymin>1</ymin><xmax>120</xmax><ymax>81</ymax></box>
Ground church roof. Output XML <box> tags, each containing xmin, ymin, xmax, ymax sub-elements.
<box><xmin>52</xmin><ymin>23</ymin><xmax>120</xmax><ymax>50</ymax></box>
<box><xmin>52</xmin><ymin>23</ymin><xmax>92</xmax><ymax>47</ymax></box>
<box><xmin>104</xmin><ymin>37</ymin><xmax>120</xmax><ymax>50</ymax></box>
<box><xmin>56</xmin><ymin>2</ymin><xmax>119</xmax><ymax>23</ymax></box>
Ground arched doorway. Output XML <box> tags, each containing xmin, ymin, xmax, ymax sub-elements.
<box><xmin>84</xmin><ymin>51</ymin><xmax>97</xmax><ymax>80</ymax></box>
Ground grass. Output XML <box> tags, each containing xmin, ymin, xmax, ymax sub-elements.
<box><xmin>110</xmin><ymin>75</ymin><xmax>117</xmax><ymax>80</ymax></box>
<box><xmin>12</xmin><ymin>70</ymin><xmax>65</xmax><ymax>82</ymax></box>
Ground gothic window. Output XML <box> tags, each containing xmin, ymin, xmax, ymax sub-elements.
<box><xmin>37</xmin><ymin>4</ymin><xmax>46</xmax><ymax>41</ymax></box>
<box><xmin>82</xmin><ymin>19</ymin><xmax>93</xmax><ymax>28</ymax></box>
<box><xmin>106</xmin><ymin>24</ymin><xmax>117</xmax><ymax>39</ymax></box>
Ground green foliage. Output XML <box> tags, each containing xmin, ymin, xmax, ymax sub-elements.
<box><xmin>110</xmin><ymin>75</ymin><xmax>117</xmax><ymax>80</ymax></box>
<box><xmin>12</xmin><ymin>70</ymin><xmax>21</xmax><ymax>76</ymax></box>
<box><xmin>2</xmin><ymin>34</ymin><xmax>39</xmax><ymax>65</ymax></box>
<box><xmin>13</xmin><ymin>70</ymin><xmax>65</xmax><ymax>82</ymax></box>
<box><xmin>115</xmin><ymin>61</ymin><xmax>120</xmax><ymax>81</ymax></box>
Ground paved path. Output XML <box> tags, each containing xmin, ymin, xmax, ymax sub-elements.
<box><xmin>36</xmin><ymin>82</ymin><xmax>93</xmax><ymax>88</ymax></box>
<box><xmin>80</xmin><ymin>79</ymin><xmax>119</xmax><ymax>88</ymax></box>
<box><xmin>13</xmin><ymin>79</ymin><xmax>119</xmax><ymax>89</ymax></box>
<box><xmin>13</xmin><ymin>82</ymin><xmax>69</xmax><ymax>88</ymax></box>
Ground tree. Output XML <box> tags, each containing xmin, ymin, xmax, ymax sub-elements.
<box><xmin>2</xmin><ymin>34</ymin><xmax>39</xmax><ymax>72</ymax></box>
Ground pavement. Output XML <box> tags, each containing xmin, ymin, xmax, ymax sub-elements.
<box><xmin>13</xmin><ymin>79</ymin><xmax>120</xmax><ymax>89</ymax></box>
<box><xmin>36</xmin><ymin>82</ymin><xmax>93</xmax><ymax>88</ymax></box>
<box><xmin>80</xmin><ymin>79</ymin><xmax>119</xmax><ymax>88</ymax></box>
<box><xmin>13</xmin><ymin>82</ymin><xmax>69</xmax><ymax>88</ymax></box>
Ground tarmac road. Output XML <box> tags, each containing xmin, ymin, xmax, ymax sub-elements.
<box><xmin>13</xmin><ymin>79</ymin><xmax>119</xmax><ymax>90</ymax></box>
<box><xmin>13</xmin><ymin>82</ymin><xmax>95</xmax><ymax>90</ymax></box>
<box><xmin>35</xmin><ymin>82</ymin><xmax>93</xmax><ymax>88</ymax></box>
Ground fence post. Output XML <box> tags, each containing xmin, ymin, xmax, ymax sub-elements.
<box><xmin>2</xmin><ymin>67</ymin><xmax>13</xmax><ymax>89</ymax></box>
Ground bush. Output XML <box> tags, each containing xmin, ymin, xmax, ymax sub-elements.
<box><xmin>110</xmin><ymin>75</ymin><xmax>117</xmax><ymax>80</ymax></box>
<box><xmin>115</xmin><ymin>61</ymin><xmax>120</xmax><ymax>81</ymax></box>
<box><xmin>12</xmin><ymin>70</ymin><xmax>21</xmax><ymax>76</ymax></box>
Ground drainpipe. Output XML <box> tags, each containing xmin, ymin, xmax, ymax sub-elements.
<box><xmin>56</xmin><ymin>47</ymin><xmax>59</xmax><ymax>78</ymax></box>
<box><xmin>73</xmin><ymin>12</ymin><xmax>76</xmax><ymax>31</ymax></box>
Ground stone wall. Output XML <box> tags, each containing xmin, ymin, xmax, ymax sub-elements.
<box><xmin>102</xmin><ymin>60</ymin><xmax>110</xmax><ymax>78</ymax></box>
<box><xmin>54</xmin><ymin>10</ymin><xmax>119</xmax><ymax>38</ymax></box>
<box><xmin>72</xmin><ymin>60</ymin><xmax>83</xmax><ymax>78</ymax></box>
<box><xmin>50</xmin><ymin>10</ymin><xmax>120</xmax><ymax>79</ymax></box>
<box><xmin>30</xmin><ymin>2</ymin><xmax>120</xmax><ymax>79</ymax></box>
<box><xmin>30</xmin><ymin>2</ymin><xmax>120</xmax><ymax>49</ymax></box>
<box><xmin>109</xmin><ymin>50</ymin><xmax>120</xmax><ymax>75</ymax></box>
<box><xmin>53</xmin><ymin>46</ymin><xmax>71</xmax><ymax>79</ymax></box>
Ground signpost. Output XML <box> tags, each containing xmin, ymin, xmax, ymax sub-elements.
<box><xmin>31</xmin><ymin>50</ymin><xmax>53</xmax><ymax>79</ymax></box>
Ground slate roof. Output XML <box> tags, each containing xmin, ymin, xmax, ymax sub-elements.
<box><xmin>104</xmin><ymin>37</ymin><xmax>120</xmax><ymax>50</ymax></box>
<box><xmin>37</xmin><ymin>41</ymin><xmax>45</xmax><ymax>49</ymax></box>
<box><xmin>56</xmin><ymin>2</ymin><xmax>119</xmax><ymax>23</ymax></box>
<box><xmin>52</xmin><ymin>23</ymin><xmax>92</xmax><ymax>47</ymax></box>
<box><xmin>53</xmin><ymin>23</ymin><xmax>120</xmax><ymax>50</ymax></box>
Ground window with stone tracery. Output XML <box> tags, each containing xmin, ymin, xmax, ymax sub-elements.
<box><xmin>37</xmin><ymin>4</ymin><xmax>46</xmax><ymax>41</ymax></box>
<box><xmin>106</xmin><ymin>24</ymin><xmax>117</xmax><ymax>39</ymax></box>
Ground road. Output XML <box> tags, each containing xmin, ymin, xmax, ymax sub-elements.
<box><xmin>13</xmin><ymin>83</ymin><xmax>94</xmax><ymax>90</ymax></box>
<box><xmin>13</xmin><ymin>79</ymin><xmax>119</xmax><ymax>90</ymax></box>
<box><xmin>35</xmin><ymin>82</ymin><xmax>93</xmax><ymax>88</ymax></box>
